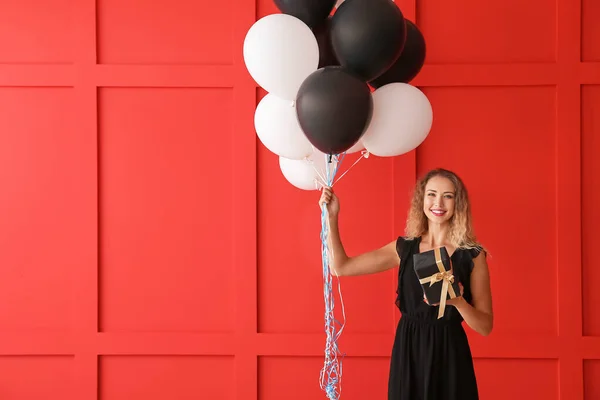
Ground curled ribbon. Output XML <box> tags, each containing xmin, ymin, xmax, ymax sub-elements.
<box><xmin>418</xmin><ymin>247</ymin><xmax>457</xmax><ymax>319</ymax></box>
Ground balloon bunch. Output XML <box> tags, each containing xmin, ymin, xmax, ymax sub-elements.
<box><xmin>243</xmin><ymin>0</ymin><xmax>431</xmax><ymax>398</ymax></box>
<box><xmin>244</xmin><ymin>0</ymin><xmax>431</xmax><ymax>190</ymax></box>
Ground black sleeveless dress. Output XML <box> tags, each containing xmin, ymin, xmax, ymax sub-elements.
<box><xmin>388</xmin><ymin>236</ymin><xmax>480</xmax><ymax>400</ymax></box>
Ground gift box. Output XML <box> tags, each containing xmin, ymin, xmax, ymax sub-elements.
<box><xmin>413</xmin><ymin>246</ymin><xmax>460</xmax><ymax>318</ymax></box>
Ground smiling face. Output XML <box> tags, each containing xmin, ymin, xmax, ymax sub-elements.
<box><xmin>406</xmin><ymin>168</ymin><xmax>478</xmax><ymax>247</ymax></box>
<box><xmin>423</xmin><ymin>175</ymin><xmax>456</xmax><ymax>224</ymax></box>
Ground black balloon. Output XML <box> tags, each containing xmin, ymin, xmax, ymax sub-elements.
<box><xmin>370</xmin><ymin>20</ymin><xmax>426</xmax><ymax>88</ymax></box>
<box><xmin>313</xmin><ymin>17</ymin><xmax>338</xmax><ymax>68</ymax></box>
<box><xmin>296</xmin><ymin>66</ymin><xmax>372</xmax><ymax>155</ymax></box>
<box><xmin>273</xmin><ymin>0</ymin><xmax>336</xmax><ymax>28</ymax></box>
<box><xmin>330</xmin><ymin>0</ymin><xmax>407</xmax><ymax>82</ymax></box>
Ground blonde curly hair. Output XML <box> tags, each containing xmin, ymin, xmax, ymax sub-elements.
<box><xmin>405</xmin><ymin>168</ymin><xmax>483</xmax><ymax>251</ymax></box>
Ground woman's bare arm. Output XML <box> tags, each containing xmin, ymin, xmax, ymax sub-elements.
<box><xmin>327</xmin><ymin>216</ymin><xmax>399</xmax><ymax>277</ymax></box>
<box><xmin>452</xmin><ymin>251</ymin><xmax>494</xmax><ymax>336</ymax></box>
<box><xmin>319</xmin><ymin>186</ymin><xmax>400</xmax><ymax>277</ymax></box>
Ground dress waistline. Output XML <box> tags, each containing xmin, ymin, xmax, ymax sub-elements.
<box><xmin>400</xmin><ymin>313</ymin><xmax>463</xmax><ymax>327</ymax></box>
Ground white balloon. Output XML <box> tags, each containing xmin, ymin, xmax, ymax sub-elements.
<box><xmin>279</xmin><ymin>157</ymin><xmax>318</xmax><ymax>191</ymax></box>
<box><xmin>254</xmin><ymin>94</ymin><xmax>314</xmax><ymax>160</ymax></box>
<box><xmin>361</xmin><ymin>83</ymin><xmax>433</xmax><ymax>157</ymax></box>
<box><xmin>243</xmin><ymin>14</ymin><xmax>319</xmax><ymax>101</ymax></box>
<box><xmin>310</xmin><ymin>149</ymin><xmax>330</xmax><ymax>183</ymax></box>
<box><xmin>279</xmin><ymin>149</ymin><xmax>329</xmax><ymax>191</ymax></box>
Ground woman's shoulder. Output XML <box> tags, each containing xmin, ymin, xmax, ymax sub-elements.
<box><xmin>395</xmin><ymin>235</ymin><xmax>419</xmax><ymax>259</ymax></box>
<box><xmin>465</xmin><ymin>243</ymin><xmax>487</xmax><ymax>259</ymax></box>
<box><xmin>458</xmin><ymin>243</ymin><xmax>488</xmax><ymax>273</ymax></box>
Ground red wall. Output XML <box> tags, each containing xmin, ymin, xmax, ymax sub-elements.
<box><xmin>0</xmin><ymin>0</ymin><xmax>599</xmax><ymax>399</ymax></box>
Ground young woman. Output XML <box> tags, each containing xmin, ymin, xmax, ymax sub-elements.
<box><xmin>318</xmin><ymin>168</ymin><xmax>493</xmax><ymax>400</ymax></box>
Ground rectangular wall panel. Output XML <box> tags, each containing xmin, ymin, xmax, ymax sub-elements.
<box><xmin>416</xmin><ymin>86</ymin><xmax>558</xmax><ymax>337</ymax></box>
<box><xmin>475</xmin><ymin>358</ymin><xmax>559</xmax><ymax>399</ymax></box>
<box><xmin>0</xmin><ymin>0</ymin><xmax>74</xmax><ymax>63</ymax></box>
<box><xmin>416</xmin><ymin>0</ymin><xmax>556</xmax><ymax>63</ymax></box>
<box><xmin>581</xmin><ymin>85</ymin><xmax>600</xmax><ymax>337</ymax></box>
<box><xmin>99</xmin><ymin>355</ymin><xmax>235</xmax><ymax>399</ymax></box>
<box><xmin>258</xmin><ymin>356</ymin><xmax>390</xmax><ymax>400</ymax></box>
<box><xmin>0</xmin><ymin>356</ymin><xmax>74</xmax><ymax>399</ymax></box>
<box><xmin>96</xmin><ymin>0</ymin><xmax>235</xmax><ymax>64</ymax></box>
<box><xmin>0</xmin><ymin>87</ymin><xmax>81</xmax><ymax>332</ymax></box>
<box><xmin>582</xmin><ymin>0</ymin><xmax>600</xmax><ymax>61</ymax></box>
<box><xmin>98</xmin><ymin>87</ymin><xmax>235</xmax><ymax>333</ymax></box>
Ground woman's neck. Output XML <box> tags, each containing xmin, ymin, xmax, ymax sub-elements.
<box><xmin>423</xmin><ymin>223</ymin><xmax>450</xmax><ymax>248</ymax></box>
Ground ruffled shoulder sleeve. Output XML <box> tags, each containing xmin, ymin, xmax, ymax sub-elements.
<box><xmin>465</xmin><ymin>245</ymin><xmax>486</xmax><ymax>273</ymax></box>
<box><xmin>396</xmin><ymin>236</ymin><xmax>417</xmax><ymax>262</ymax></box>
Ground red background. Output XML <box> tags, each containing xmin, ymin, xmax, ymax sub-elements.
<box><xmin>0</xmin><ymin>0</ymin><xmax>599</xmax><ymax>399</ymax></box>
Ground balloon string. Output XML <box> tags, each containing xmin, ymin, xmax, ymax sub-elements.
<box><xmin>333</xmin><ymin>150</ymin><xmax>369</xmax><ymax>186</ymax></box>
<box><xmin>312</xmin><ymin>161</ymin><xmax>329</xmax><ymax>189</ymax></box>
<box><xmin>312</xmin><ymin>150</ymin><xmax>368</xmax><ymax>190</ymax></box>
<box><xmin>319</xmin><ymin>152</ymin><xmax>347</xmax><ymax>400</ymax></box>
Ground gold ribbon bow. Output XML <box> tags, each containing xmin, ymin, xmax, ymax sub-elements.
<box><xmin>418</xmin><ymin>247</ymin><xmax>457</xmax><ymax>319</ymax></box>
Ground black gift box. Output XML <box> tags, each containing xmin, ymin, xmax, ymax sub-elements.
<box><xmin>413</xmin><ymin>246</ymin><xmax>460</xmax><ymax>318</ymax></box>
